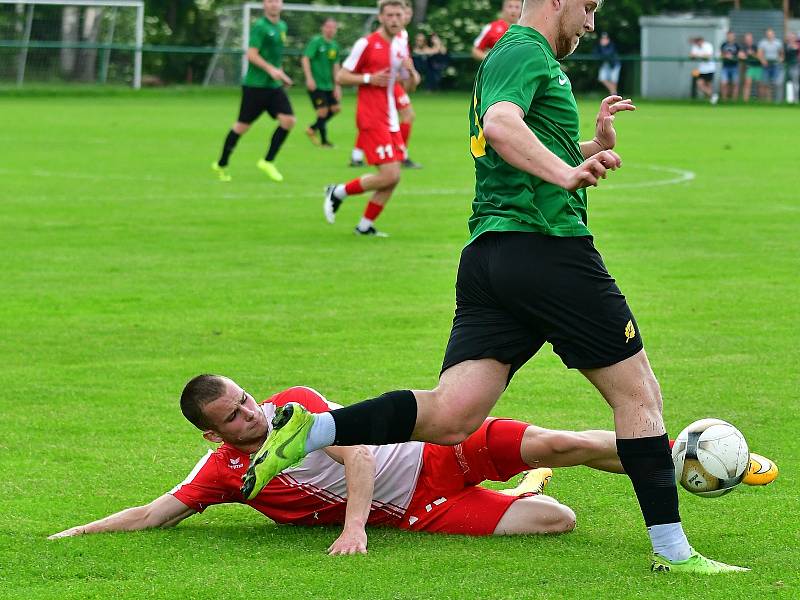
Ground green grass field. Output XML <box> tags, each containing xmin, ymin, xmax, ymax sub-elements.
<box><xmin>1</xmin><ymin>88</ymin><xmax>798</xmax><ymax>599</ymax></box>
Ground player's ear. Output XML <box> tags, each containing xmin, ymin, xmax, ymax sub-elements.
<box><xmin>203</xmin><ymin>430</ymin><xmax>224</xmax><ymax>444</ymax></box>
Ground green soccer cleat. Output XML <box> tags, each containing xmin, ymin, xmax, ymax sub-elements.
<box><xmin>651</xmin><ymin>549</ymin><xmax>750</xmax><ymax>573</ymax></box>
<box><xmin>240</xmin><ymin>402</ymin><xmax>314</xmax><ymax>500</ymax></box>
<box><xmin>211</xmin><ymin>161</ymin><xmax>232</xmax><ymax>182</ymax></box>
<box><xmin>256</xmin><ymin>159</ymin><xmax>284</xmax><ymax>182</ymax></box>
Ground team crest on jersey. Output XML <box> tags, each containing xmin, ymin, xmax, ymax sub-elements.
<box><xmin>280</xmin><ymin>31</ymin><xmax>286</xmax><ymax>43</ymax></box>
<box><xmin>328</xmin><ymin>49</ymin><xmax>337</xmax><ymax>60</ymax></box>
<box><xmin>228</xmin><ymin>457</ymin><xmax>244</xmax><ymax>470</ymax></box>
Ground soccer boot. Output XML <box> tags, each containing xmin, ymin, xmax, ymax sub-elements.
<box><xmin>499</xmin><ymin>468</ymin><xmax>553</xmax><ymax>496</ymax></box>
<box><xmin>651</xmin><ymin>549</ymin><xmax>750</xmax><ymax>573</ymax></box>
<box><xmin>402</xmin><ymin>157</ymin><xmax>422</xmax><ymax>169</ymax></box>
<box><xmin>240</xmin><ymin>402</ymin><xmax>314</xmax><ymax>500</ymax></box>
<box><xmin>323</xmin><ymin>185</ymin><xmax>342</xmax><ymax>224</ymax></box>
<box><xmin>349</xmin><ymin>159</ymin><xmax>365</xmax><ymax>167</ymax></box>
<box><xmin>211</xmin><ymin>161</ymin><xmax>232</xmax><ymax>182</ymax></box>
<box><xmin>305</xmin><ymin>127</ymin><xmax>321</xmax><ymax>146</ymax></box>
<box><xmin>321</xmin><ymin>142</ymin><xmax>335</xmax><ymax>149</ymax></box>
<box><xmin>354</xmin><ymin>225</ymin><xmax>389</xmax><ymax>238</ymax></box>
<box><xmin>743</xmin><ymin>452</ymin><xmax>779</xmax><ymax>486</ymax></box>
<box><xmin>256</xmin><ymin>159</ymin><xmax>284</xmax><ymax>182</ymax></box>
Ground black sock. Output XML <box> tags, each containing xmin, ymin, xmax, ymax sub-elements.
<box><xmin>331</xmin><ymin>390</ymin><xmax>417</xmax><ymax>445</ymax></box>
<box><xmin>616</xmin><ymin>433</ymin><xmax>681</xmax><ymax>527</ymax></box>
<box><xmin>265</xmin><ymin>126</ymin><xmax>289</xmax><ymax>162</ymax></box>
<box><xmin>318</xmin><ymin>118</ymin><xmax>329</xmax><ymax>144</ymax></box>
<box><xmin>218</xmin><ymin>130</ymin><xmax>240</xmax><ymax>167</ymax></box>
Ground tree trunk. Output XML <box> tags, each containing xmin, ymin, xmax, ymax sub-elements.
<box><xmin>78</xmin><ymin>7</ymin><xmax>102</xmax><ymax>82</ymax></box>
<box><xmin>60</xmin><ymin>7</ymin><xmax>79</xmax><ymax>75</ymax></box>
<box><xmin>413</xmin><ymin>0</ymin><xmax>429</xmax><ymax>24</ymax></box>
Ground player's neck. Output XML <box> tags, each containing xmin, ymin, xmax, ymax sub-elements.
<box><xmin>518</xmin><ymin>14</ymin><xmax>557</xmax><ymax>55</ymax></box>
<box><xmin>378</xmin><ymin>27</ymin><xmax>393</xmax><ymax>41</ymax></box>
<box><xmin>263</xmin><ymin>12</ymin><xmax>280</xmax><ymax>23</ymax></box>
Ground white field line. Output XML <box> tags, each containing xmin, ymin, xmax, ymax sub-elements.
<box><xmin>0</xmin><ymin>163</ymin><xmax>695</xmax><ymax>197</ymax></box>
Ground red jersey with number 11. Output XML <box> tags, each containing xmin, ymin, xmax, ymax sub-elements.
<box><xmin>343</xmin><ymin>30</ymin><xmax>409</xmax><ymax>133</ymax></box>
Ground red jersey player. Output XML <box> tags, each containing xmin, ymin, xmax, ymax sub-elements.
<box><xmin>323</xmin><ymin>0</ymin><xmax>419</xmax><ymax>237</ymax></box>
<box><xmin>471</xmin><ymin>0</ymin><xmax>522</xmax><ymax>62</ymax></box>
<box><xmin>50</xmin><ymin>375</ymin><xmax>777</xmax><ymax>553</ymax></box>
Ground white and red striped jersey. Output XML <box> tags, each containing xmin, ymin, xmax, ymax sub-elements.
<box><xmin>342</xmin><ymin>30</ymin><xmax>410</xmax><ymax>132</ymax></box>
<box><xmin>170</xmin><ymin>386</ymin><xmax>423</xmax><ymax>526</ymax></box>
<box><xmin>473</xmin><ymin>19</ymin><xmax>510</xmax><ymax>51</ymax></box>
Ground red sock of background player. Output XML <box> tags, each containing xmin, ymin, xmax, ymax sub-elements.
<box><xmin>332</xmin><ymin>178</ymin><xmax>364</xmax><ymax>201</ymax></box>
<box><xmin>357</xmin><ymin>201</ymin><xmax>384</xmax><ymax>232</ymax></box>
<box><xmin>400</xmin><ymin>122</ymin><xmax>411</xmax><ymax>149</ymax></box>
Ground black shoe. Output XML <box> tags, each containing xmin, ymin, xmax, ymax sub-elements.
<box><xmin>323</xmin><ymin>185</ymin><xmax>342</xmax><ymax>224</ymax></box>
<box><xmin>321</xmin><ymin>142</ymin><xmax>335</xmax><ymax>149</ymax></box>
<box><xmin>354</xmin><ymin>225</ymin><xmax>389</xmax><ymax>237</ymax></box>
<box><xmin>349</xmin><ymin>159</ymin><xmax>365</xmax><ymax>167</ymax></box>
<box><xmin>402</xmin><ymin>158</ymin><xmax>422</xmax><ymax>169</ymax></box>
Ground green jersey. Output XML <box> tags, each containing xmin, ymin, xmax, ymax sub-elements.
<box><xmin>304</xmin><ymin>34</ymin><xmax>340</xmax><ymax>91</ymax></box>
<box><xmin>468</xmin><ymin>24</ymin><xmax>589</xmax><ymax>244</ymax></box>
<box><xmin>243</xmin><ymin>17</ymin><xmax>287</xmax><ymax>88</ymax></box>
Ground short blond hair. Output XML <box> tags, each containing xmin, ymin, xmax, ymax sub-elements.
<box><xmin>378</xmin><ymin>0</ymin><xmax>406</xmax><ymax>13</ymax></box>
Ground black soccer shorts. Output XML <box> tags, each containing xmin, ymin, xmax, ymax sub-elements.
<box><xmin>237</xmin><ymin>86</ymin><xmax>293</xmax><ymax>124</ymax></box>
<box><xmin>308</xmin><ymin>89</ymin><xmax>338</xmax><ymax>110</ymax></box>
<box><xmin>441</xmin><ymin>231</ymin><xmax>644</xmax><ymax>381</ymax></box>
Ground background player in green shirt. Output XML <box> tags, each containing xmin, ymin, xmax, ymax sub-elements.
<box><xmin>243</xmin><ymin>0</ymin><xmax>749</xmax><ymax>575</ymax></box>
<box><xmin>212</xmin><ymin>0</ymin><xmax>295</xmax><ymax>183</ymax></box>
<box><xmin>302</xmin><ymin>18</ymin><xmax>342</xmax><ymax>148</ymax></box>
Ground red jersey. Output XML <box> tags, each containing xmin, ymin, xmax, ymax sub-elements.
<box><xmin>170</xmin><ymin>387</ymin><xmax>423</xmax><ymax>527</ymax></box>
<box><xmin>342</xmin><ymin>30</ymin><xmax>410</xmax><ymax>132</ymax></box>
<box><xmin>473</xmin><ymin>19</ymin><xmax>510</xmax><ymax>51</ymax></box>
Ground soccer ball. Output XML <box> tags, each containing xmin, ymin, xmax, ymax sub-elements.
<box><xmin>672</xmin><ymin>418</ymin><xmax>749</xmax><ymax>497</ymax></box>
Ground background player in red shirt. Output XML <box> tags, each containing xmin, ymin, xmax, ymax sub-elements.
<box><xmin>323</xmin><ymin>0</ymin><xmax>420</xmax><ymax>237</ymax></box>
<box><xmin>471</xmin><ymin>0</ymin><xmax>521</xmax><ymax>62</ymax></box>
<box><xmin>49</xmin><ymin>374</ymin><xmax>650</xmax><ymax>553</ymax></box>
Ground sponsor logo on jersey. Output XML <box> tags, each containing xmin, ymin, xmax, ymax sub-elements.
<box><xmin>558</xmin><ymin>75</ymin><xmax>568</xmax><ymax>86</ymax></box>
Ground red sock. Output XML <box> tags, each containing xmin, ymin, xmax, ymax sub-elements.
<box><xmin>669</xmin><ymin>439</ymin><xmax>675</xmax><ymax>449</ymax></box>
<box><xmin>364</xmin><ymin>201</ymin><xmax>384</xmax><ymax>221</ymax></box>
<box><xmin>400</xmin><ymin>121</ymin><xmax>411</xmax><ymax>145</ymax></box>
<box><xmin>344</xmin><ymin>178</ymin><xmax>364</xmax><ymax>195</ymax></box>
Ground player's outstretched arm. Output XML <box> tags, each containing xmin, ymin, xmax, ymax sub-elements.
<box><xmin>301</xmin><ymin>56</ymin><xmax>316</xmax><ymax>91</ymax></box>
<box><xmin>48</xmin><ymin>494</ymin><xmax>195</xmax><ymax>539</ymax></box>
<box><xmin>580</xmin><ymin>95</ymin><xmax>636</xmax><ymax>158</ymax></box>
<box><xmin>471</xmin><ymin>47</ymin><xmax>487</xmax><ymax>62</ymax></box>
<box><xmin>483</xmin><ymin>101</ymin><xmax>621</xmax><ymax>192</ymax></box>
<box><xmin>323</xmin><ymin>445</ymin><xmax>375</xmax><ymax>556</ymax></box>
<box><xmin>246</xmin><ymin>47</ymin><xmax>292</xmax><ymax>86</ymax></box>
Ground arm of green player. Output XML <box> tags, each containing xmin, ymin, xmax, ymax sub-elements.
<box><xmin>48</xmin><ymin>493</ymin><xmax>195</xmax><ymax>539</ymax></box>
<box><xmin>247</xmin><ymin>47</ymin><xmax>292</xmax><ymax>86</ymax></box>
<box><xmin>332</xmin><ymin>63</ymin><xmax>342</xmax><ymax>101</ymax></box>
<box><xmin>483</xmin><ymin>101</ymin><xmax>621</xmax><ymax>192</ymax></box>
<box><xmin>301</xmin><ymin>55</ymin><xmax>316</xmax><ymax>91</ymax></box>
<box><xmin>323</xmin><ymin>445</ymin><xmax>376</xmax><ymax>556</ymax></box>
<box><xmin>580</xmin><ymin>95</ymin><xmax>636</xmax><ymax>158</ymax></box>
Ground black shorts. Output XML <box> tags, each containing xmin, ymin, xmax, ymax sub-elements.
<box><xmin>441</xmin><ymin>231</ymin><xmax>643</xmax><ymax>380</ymax></box>
<box><xmin>237</xmin><ymin>86</ymin><xmax>293</xmax><ymax>124</ymax></box>
<box><xmin>308</xmin><ymin>89</ymin><xmax>338</xmax><ymax>110</ymax></box>
<box><xmin>697</xmin><ymin>72</ymin><xmax>714</xmax><ymax>83</ymax></box>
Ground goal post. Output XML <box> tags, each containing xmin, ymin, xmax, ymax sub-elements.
<box><xmin>0</xmin><ymin>0</ymin><xmax>144</xmax><ymax>88</ymax></box>
<box><xmin>203</xmin><ymin>2</ymin><xmax>378</xmax><ymax>87</ymax></box>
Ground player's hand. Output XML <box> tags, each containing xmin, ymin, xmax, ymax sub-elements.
<box><xmin>333</xmin><ymin>84</ymin><xmax>342</xmax><ymax>102</ymax></box>
<box><xmin>593</xmin><ymin>95</ymin><xmax>636</xmax><ymax>152</ymax></box>
<box><xmin>369</xmin><ymin>69</ymin><xmax>391</xmax><ymax>87</ymax></box>
<box><xmin>561</xmin><ymin>150</ymin><xmax>622</xmax><ymax>191</ymax></box>
<box><xmin>48</xmin><ymin>525</ymin><xmax>86</xmax><ymax>539</ymax></box>
<box><xmin>276</xmin><ymin>69</ymin><xmax>293</xmax><ymax>87</ymax></box>
<box><xmin>306</xmin><ymin>78</ymin><xmax>317</xmax><ymax>92</ymax></box>
<box><xmin>327</xmin><ymin>527</ymin><xmax>368</xmax><ymax>556</ymax></box>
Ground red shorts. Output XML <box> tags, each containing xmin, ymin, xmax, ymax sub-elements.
<box><xmin>399</xmin><ymin>418</ymin><xmax>530</xmax><ymax>536</ymax></box>
<box><xmin>356</xmin><ymin>128</ymin><xmax>406</xmax><ymax>166</ymax></box>
<box><xmin>394</xmin><ymin>82</ymin><xmax>411</xmax><ymax>111</ymax></box>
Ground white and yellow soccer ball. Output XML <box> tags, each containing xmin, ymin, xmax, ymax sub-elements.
<box><xmin>672</xmin><ymin>418</ymin><xmax>750</xmax><ymax>498</ymax></box>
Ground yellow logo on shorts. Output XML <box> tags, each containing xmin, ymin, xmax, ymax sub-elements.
<box><xmin>624</xmin><ymin>320</ymin><xmax>636</xmax><ymax>343</ymax></box>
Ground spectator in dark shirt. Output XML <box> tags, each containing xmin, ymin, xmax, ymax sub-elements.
<box><xmin>719</xmin><ymin>31</ymin><xmax>741</xmax><ymax>101</ymax></box>
<box><xmin>594</xmin><ymin>32</ymin><xmax>620</xmax><ymax>95</ymax></box>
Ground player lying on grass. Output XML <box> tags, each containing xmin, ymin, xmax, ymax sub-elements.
<box><xmin>49</xmin><ymin>375</ymin><xmax>775</xmax><ymax>555</ymax></box>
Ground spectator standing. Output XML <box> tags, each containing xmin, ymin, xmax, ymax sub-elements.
<box><xmin>425</xmin><ymin>33</ymin><xmax>449</xmax><ymax>91</ymax></box>
<box><xmin>689</xmin><ymin>36</ymin><xmax>718</xmax><ymax>104</ymax></box>
<box><xmin>594</xmin><ymin>32</ymin><xmax>620</xmax><ymax>95</ymax></box>
<box><xmin>741</xmin><ymin>32</ymin><xmax>760</xmax><ymax>102</ymax></box>
<box><xmin>784</xmin><ymin>32</ymin><xmax>799</xmax><ymax>103</ymax></box>
<box><xmin>719</xmin><ymin>31</ymin><xmax>741</xmax><ymax>101</ymax></box>
<box><xmin>412</xmin><ymin>32</ymin><xmax>429</xmax><ymax>80</ymax></box>
<box><xmin>758</xmin><ymin>28</ymin><xmax>784</xmax><ymax>102</ymax></box>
